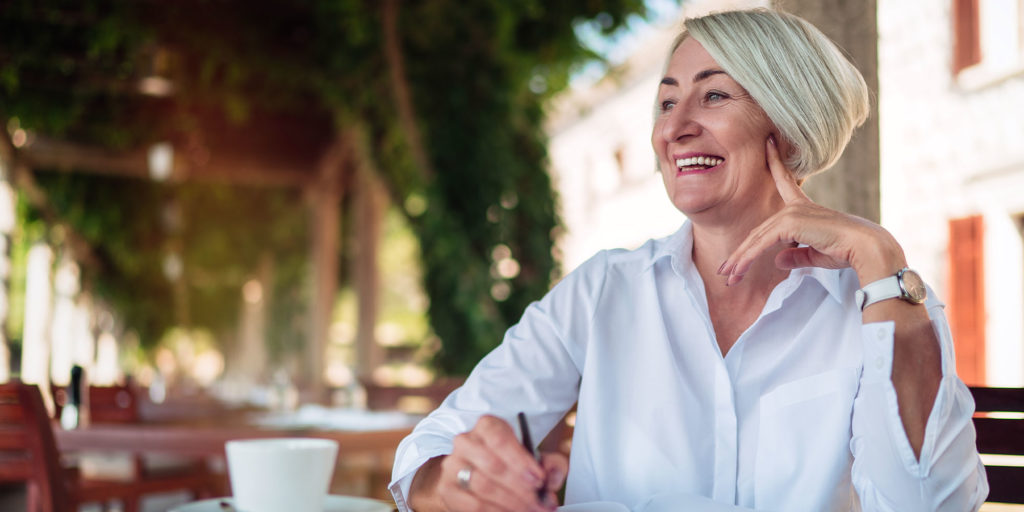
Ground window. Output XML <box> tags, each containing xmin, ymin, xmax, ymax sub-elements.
<box><xmin>953</xmin><ymin>0</ymin><xmax>1024</xmax><ymax>83</ymax></box>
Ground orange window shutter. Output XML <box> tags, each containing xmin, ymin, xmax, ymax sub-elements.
<box><xmin>952</xmin><ymin>0</ymin><xmax>982</xmax><ymax>74</ymax></box>
<box><xmin>948</xmin><ymin>215</ymin><xmax>986</xmax><ymax>385</ymax></box>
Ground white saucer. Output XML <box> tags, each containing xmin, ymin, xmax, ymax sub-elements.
<box><xmin>171</xmin><ymin>495</ymin><xmax>395</xmax><ymax>512</ymax></box>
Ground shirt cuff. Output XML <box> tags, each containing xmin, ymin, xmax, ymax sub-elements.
<box><xmin>389</xmin><ymin>439</ymin><xmax>454</xmax><ymax>512</ymax></box>
<box><xmin>389</xmin><ymin>468</ymin><xmax>417</xmax><ymax>512</ymax></box>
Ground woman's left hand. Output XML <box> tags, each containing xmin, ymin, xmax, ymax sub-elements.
<box><xmin>718</xmin><ymin>137</ymin><xmax>904</xmax><ymax>287</ymax></box>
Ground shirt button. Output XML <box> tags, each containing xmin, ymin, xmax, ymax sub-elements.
<box><xmin>875</xmin><ymin>357</ymin><xmax>885</xmax><ymax>370</ymax></box>
<box><xmin>876</xmin><ymin>328</ymin><xmax>886</xmax><ymax>340</ymax></box>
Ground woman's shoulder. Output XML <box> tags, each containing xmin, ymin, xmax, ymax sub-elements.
<box><xmin>570</xmin><ymin>234</ymin><xmax>676</xmax><ymax>275</ymax></box>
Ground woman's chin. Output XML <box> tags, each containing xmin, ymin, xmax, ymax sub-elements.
<box><xmin>666</xmin><ymin>188</ymin><xmax>719</xmax><ymax>215</ymax></box>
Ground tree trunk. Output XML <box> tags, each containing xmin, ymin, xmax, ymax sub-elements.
<box><xmin>777</xmin><ymin>0</ymin><xmax>880</xmax><ymax>222</ymax></box>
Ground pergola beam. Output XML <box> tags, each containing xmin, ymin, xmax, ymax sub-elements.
<box><xmin>21</xmin><ymin>136</ymin><xmax>314</xmax><ymax>188</ymax></box>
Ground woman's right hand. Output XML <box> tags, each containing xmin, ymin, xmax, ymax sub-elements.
<box><xmin>408</xmin><ymin>415</ymin><xmax>567</xmax><ymax>512</ymax></box>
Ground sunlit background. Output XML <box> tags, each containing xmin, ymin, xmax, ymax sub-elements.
<box><xmin>2</xmin><ymin>0</ymin><xmax>1023</xmax><ymax>410</ymax></box>
<box><xmin>1</xmin><ymin>0</ymin><xmax>1023</xmax><ymax>508</ymax></box>
<box><xmin>2</xmin><ymin>0</ymin><xmax>1022</xmax><ymax>407</ymax></box>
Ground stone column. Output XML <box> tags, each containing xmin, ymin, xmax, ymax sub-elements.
<box><xmin>354</xmin><ymin>166</ymin><xmax>386</xmax><ymax>378</ymax></box>
<box><xmin>49</xmin><ymin>255</ymin><xmax>80</xmax><ymax>385</ymax></box>
<box><xmin>777</xmin><ymin>0</ymin><xmax>881</xmax><ymax>222</ymax></box>
<box><xmin>230</xmin><ymin>254</ymin><xmax>272</xmax><ymax>388</ymax></box>
<box><xmin>304</xmin><ymin>137</ymin><xmax>347</xmax><ymax>403</ymax></box>
<box><xmin>22</xmin><ymin>243</ymin><xmax>53</xmax><ymax>400</ymax></box>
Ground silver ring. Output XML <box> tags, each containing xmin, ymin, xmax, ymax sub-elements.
<box><xmin>456</xmin><ymin>467</ymin><xmax>472</xmax><ymax>491</ymax></box>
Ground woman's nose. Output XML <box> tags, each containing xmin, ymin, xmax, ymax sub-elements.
<box><xmin>661</xmin><ymin>105</ymin><xmax>702</xmax><ymax>142</ymax></box>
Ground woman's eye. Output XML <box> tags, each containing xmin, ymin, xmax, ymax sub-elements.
<box><xmin>660</xmin><ymin>100</ymin><xmax>676</xmax><ymax>112</ymax></box>
<box><xmin>705</xmin><ymin>91</ymin><xmax>728</xmax><ymax>103</ymax></box>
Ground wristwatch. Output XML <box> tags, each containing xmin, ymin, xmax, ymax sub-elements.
<box><xmin>854</xmin><ymin>267</ymin><xmax>927</xmax><ymax>310</ymax></box>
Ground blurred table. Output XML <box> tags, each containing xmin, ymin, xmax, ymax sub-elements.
<box><xmin>55</xmin><ymin>423</ymin><xmax>415</xmax><ymax>457</ymax></box>
<box><xmin>55</xmin><ymin>406</ymin><xmax>420</xmax><ymax>500</ymax></box>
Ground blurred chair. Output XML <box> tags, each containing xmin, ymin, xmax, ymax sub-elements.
<box><xmin>969</xmin><ymin>386</ymin><xmax>1024</xmax><ymax>504</ymax></box>
<box><xmin>0</xmin><ymin>380</ymin><xmax>139</xmax><ymax>512</ymax></box>
<box><xmin>361</xmin><ymin>376</ymin><xmax>465</xmax><ymax>413</ymax></box>
<box><xmin>52</xmin><ymin>382</ymin><xmax>222</xmax><ymax>509</ymax></box>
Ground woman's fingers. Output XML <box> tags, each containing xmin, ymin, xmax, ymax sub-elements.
<box><xmin>538</xmin><ymin>451</ymin><xmax>569</xmax><ymax>505</ymax></box>
<box><xmin>540</xmin><ymin>452</ymin><xmax>568</xmax><ymax>491</ymax></box>
<box><xmin>719</xmin><ymin>204</ymin><xmax>855</xmax><ymax>284</ymax></box>
<box><xmin>443</xmin><ymin>415</ymin><xmax>553</xmax><ymax>511</ymax></box>
<box><xmin>441</xmin><ymin>452</ymin><xmax>546</xmax><ymax>512</ymax></box>
<box><xmin>717</xmin><ymin>139</ymin><xmax>858</xmax><ymax>283</ymax></box>
<box><xmin>474</xmin><ymin>416</ymin><xmax>547</xmax><ymax>487</ymax></box>
<box><xmin>775</xmin><ymin>245</ymin><xmax>848</xmax><ymax>270</ymax></box>
<box><xmin>719</xmin><ymin>212</ymin><xmax>791</xmax><ymax>285</ymax></box>
<box><xmin>766</xmin><ymin>136</ymin><xmax>808</xmax><ymax>204</ymax></box>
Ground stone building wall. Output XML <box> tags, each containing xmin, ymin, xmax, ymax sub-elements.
<box><xmin>879</xmin><ymin>0</ymin><xmax>1024</xmax><ymax>384</ymax></box>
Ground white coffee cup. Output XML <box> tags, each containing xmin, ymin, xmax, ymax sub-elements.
<box><xmin>226</xmin><ymin>438</ymin><xmax>339</xmax><ymax>512</ymax></box>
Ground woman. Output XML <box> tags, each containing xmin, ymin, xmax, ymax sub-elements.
<box><xmin>390</xmin><ymin>8</ymin><xmax>987</xmax><ymax>512</ymax></box>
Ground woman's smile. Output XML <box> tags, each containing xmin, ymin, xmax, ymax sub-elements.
<box><xmin>675</xmin><ymin>153</ymin><xmax>725</xmax><ymax>175</ymax></box>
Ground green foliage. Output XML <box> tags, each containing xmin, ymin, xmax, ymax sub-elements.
<box><xmin>29</xmin><ymin>173</ymin><xmax>309</xmax><ymax>352</ymax></box>
<box><xmin>1</xmin><ymin>0</ymin><xmax>653</xmax><ymax>374</ymax></box>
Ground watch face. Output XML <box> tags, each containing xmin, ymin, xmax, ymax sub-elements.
<box><xmin>900</xmin><ymin>269</ymin><xmax>927</xmax><ymax>303</ymax></box>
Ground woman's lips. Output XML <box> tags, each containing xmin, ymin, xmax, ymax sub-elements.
<box><xmin>675</xmin><ymin>155</ymin><xmax>724</xmax><ymax>174</ymax></box>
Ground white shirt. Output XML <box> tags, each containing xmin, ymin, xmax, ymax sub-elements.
<box><xmin>389</xmin><ymin>222</ymin><xmax>988</xmax><ymax>511</ymax></box>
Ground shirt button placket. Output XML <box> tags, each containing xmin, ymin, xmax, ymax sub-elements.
<box><xmin>711</xmin><ymin>365</ymin><xmax>739</xmax><ymax>504</ymax></box>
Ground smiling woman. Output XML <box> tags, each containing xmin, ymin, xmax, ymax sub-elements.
<box><xmin>391</xmin><ymin>8</ymin><xmax>988</xmax><ymax>512</ymax></box>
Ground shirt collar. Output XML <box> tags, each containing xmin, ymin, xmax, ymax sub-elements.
<box><xmin>646</xmin><ymin>220</ymin><xmax>845</xmax><ymax>305</ymax></box>
<box><xmin>646</xmin><ymin>220</ymin><xmax>694</xmax><ymax>275</ymax></box>
<box><xmin>786</xmin><ymin>264</ymin><xmax>845</xmax><ymax>305</ymax></box>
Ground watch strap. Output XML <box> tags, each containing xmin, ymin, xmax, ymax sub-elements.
<box><xmin>855</xmin><ymin>275</ymin><xmax>902</xmax><ymax>311</ymax></box>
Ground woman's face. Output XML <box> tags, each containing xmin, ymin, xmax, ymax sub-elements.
<box><xmin>652</xmin><ymin>37</ymin><xmax>785</xmax><ymax>222</ymax></box>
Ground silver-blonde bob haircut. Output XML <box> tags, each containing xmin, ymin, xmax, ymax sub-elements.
<box><xmin>674</xmin><ymin>9</ymin><xmax>870</xmax><ymax>179</ymax></box>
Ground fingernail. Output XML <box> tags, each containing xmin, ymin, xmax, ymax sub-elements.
<box><xmin>546</xmin><ymin>469</ymin><xmax>564</xmax><ymax>488</ymax></box>
<box><xmin>523</xmin><ymin>469</ymin><xmax>543</xmax><ymax>487</ymax></box>
<box><xmin>545</xmin><ymin>496</ymin><xmax>558</xmax><ymax>509</ymax></box>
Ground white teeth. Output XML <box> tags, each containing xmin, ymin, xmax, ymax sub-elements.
<box><xmin>675</xmin><ymin>156</ymin><xmax>723</xmax><ymax>168</ymax></box>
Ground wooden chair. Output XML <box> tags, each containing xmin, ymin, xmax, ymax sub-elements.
<box><xmin>66</xmin><ymin>383</ymin><xmax>223</xmax><ymax>506</ymax></box>
<box><xmin>361</xmin><ymin>376</ymin><xmax>466</xmax><ymax>413</ymax></box>
<box><xmin>0</xmin><ymin>380</ymin><xmax>138</xmax><ymax>512</ymax></box>
<box><xmin>969</xmin><ymin>386</ymin><xmax>1024</xmax><ymax>504</ymax></box>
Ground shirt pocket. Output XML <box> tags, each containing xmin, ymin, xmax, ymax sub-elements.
<box><xmin>754</xmin><ymin>367</ymin><xmax>860</xmax><ymax>512</ymax></box>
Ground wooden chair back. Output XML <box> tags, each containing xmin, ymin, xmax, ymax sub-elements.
<box><xmin>0</xmin><ymin>380</ymin><xmax>72</xmax><ymax>512</ymax></box>
<box><xmin>53</xmin><ymin>383</ymin><xmax>141</xmax><ymax>425</ymax></box>
<box><xmin>969</xmin><ymin>386</ymin><xmax>1024</xmax><ymax>504</ymax></box>
<box><xmin>362</xmin><ymin>377</ymin><xmax>465</xmax><ymax>413</ymax></box>
<box><xmin>88</xmin><ymin>384</ymin><xmax>140</xmax><ymax>424</ymax></box>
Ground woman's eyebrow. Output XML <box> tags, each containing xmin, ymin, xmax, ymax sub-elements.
<box><xmin>659</xmin><ymin>68</ymin><xmax>728</xmax><ymax>87</ymax></box>
<box><xmin>693</xmin><ymin>69</ymin><xmax>727</xmax><ymax>83</ymax></box>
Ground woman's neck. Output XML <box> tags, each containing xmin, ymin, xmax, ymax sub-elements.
<box><xmin>689</xmin><ymin>199</ymin><xmax>791</xmax><ymax>300</ymax></box>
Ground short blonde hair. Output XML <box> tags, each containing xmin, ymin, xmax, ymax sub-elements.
<box><xmin>672</xmin><ymin>9</ymin><xmax>869</xmax><ymax>179</ymax></box>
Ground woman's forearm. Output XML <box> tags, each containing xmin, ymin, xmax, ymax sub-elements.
<box><xmin>855</xmin><ymin>241</ymin><xmax>942</xmax><ymax>458</ymax></box>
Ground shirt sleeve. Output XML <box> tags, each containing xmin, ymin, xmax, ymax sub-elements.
<box><xmin>850</xmin><ymin>298</ymin><xmax>989</xmax><ymax>511</ymax></box>
<box><xmin>388</xmin><ymin>251</ymin><xmax>610</xmax><ymax>511</ymax></box>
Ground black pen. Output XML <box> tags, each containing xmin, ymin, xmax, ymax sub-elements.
<box><xmin>517</xmin><ymin>412</ymin><xmax>546</xmax><ymax>501</ymax></box>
